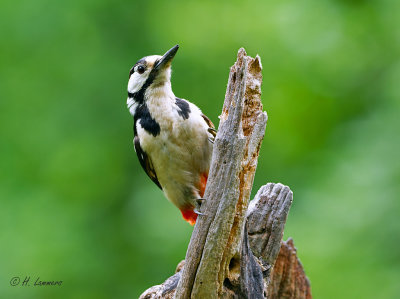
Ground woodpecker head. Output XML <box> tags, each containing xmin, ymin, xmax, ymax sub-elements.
<box><xmin>127</xmin><ymin>45</ymin><xmax>179</xmax><ymax>104</ymax></box>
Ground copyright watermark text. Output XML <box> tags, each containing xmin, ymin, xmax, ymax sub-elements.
<box><xmin>10</xmin><ymin>276</ymin><xmax>63</xmax><ymax>287</ymax></box>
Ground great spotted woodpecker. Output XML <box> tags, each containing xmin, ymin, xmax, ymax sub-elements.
<box><xmin>126</xmin><ymin>45</ymin><xmax>216</xmax><ymax>225</ymax></box>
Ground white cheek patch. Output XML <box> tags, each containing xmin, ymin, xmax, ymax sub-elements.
<box><xmin>127</xmin><ymin>55</ymin><xmax>163</xmax><ymax>94</ymax></box>
<box><xmin>128</xmin><ymin>72</ymin><xmax>149</xmax><ymax>93</ymax></box>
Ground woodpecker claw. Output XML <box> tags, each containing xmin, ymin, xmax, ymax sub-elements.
<box><xmin>207</xmin><ymin>128</ymin><xmax>217</xmax><ymax>144</ymax></box>
<box><xmin>194</xmin><ymin>209</ymin><xmax>205</xmax><ymax>216</ymax></box>
<box><xmin>194</xmin><ymin>198</ymin><xmax>206</xmax><ymax>216</ymax></box>
<box><xmin>208</xmin><ymin>128</ymin><xmax>217</xmax><ymax>134</ymax></box>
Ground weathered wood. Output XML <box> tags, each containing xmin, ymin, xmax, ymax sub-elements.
<box><xmin>246</xmin><ymin>183</ymin><xmax>312</xmax><ymax>298</ymax></box>
<box><xmin>238</xmin><ymin>223</ymin><xmax>265</xmax><ymax>297</ymax></box>
<box><xmin>139</xmin><ymin>183</ymin><xmax>312</xmax><ymax>299</ymax></box>
<box><xmin>139</xmin><ymin>262</ymin><xmax>184</xmax><ymax>299</ymax></box>
<box><xmin>138</xmin><ymin>49</ymin><xmax>312</xmax><ymax>299</ymax></box>
<box><xmin>247</xmin><ymin>183</ymin><xmax>293</xmax><ymax>264</ymax></box>
<box><xmin>246</xmin><ymin>182</ymin><xmax>293</xmax><ymax>292</ymax></box>
<box><xmin>267</xmin><ymin>239</ymin><xmax>312</xmax><ymax>299</ymax></box>
<box><xmin>175</xmin><ymin>48</ymin><xmax>266</xmax><ymax>299</ymax></box>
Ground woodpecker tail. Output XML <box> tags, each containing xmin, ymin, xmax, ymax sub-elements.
<box><xmin>180</xmin><ymin>209</ymin><xmax>198</xmax><ymax>225</ymax></box>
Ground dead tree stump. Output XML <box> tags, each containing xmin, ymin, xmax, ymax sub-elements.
<box><xmin>139</xmin><ymin>49</ymin><xmax>312</xmax><ymax>299</ymax></box>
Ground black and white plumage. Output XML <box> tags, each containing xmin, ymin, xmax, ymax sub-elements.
<box><xmin>126</xmin><ymin>45</ymin><xmax>216</xmax><ymax>225</ymax></box>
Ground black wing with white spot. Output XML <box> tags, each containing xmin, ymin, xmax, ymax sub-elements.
<box><xmin>134</xmin><ymin>135</ymin><xmax>162</xmax><ymax>190</ymax></box>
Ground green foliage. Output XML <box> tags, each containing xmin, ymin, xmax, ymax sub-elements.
<box><xmin>1</xmin><ymin>0</ymin><xmax>399</xmax><ymax>298</ymax></box>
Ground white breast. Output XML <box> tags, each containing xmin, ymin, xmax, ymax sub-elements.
<box><xmin>137</xmin><ymin>94</ymin><xmax>213</xmax><ymax>209</ymax></box>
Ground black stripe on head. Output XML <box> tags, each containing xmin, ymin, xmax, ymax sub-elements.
<box><xmin>175</xmin><ymin>97</ymin><xmax>191</xmax><ymax>120</ymax></box>
<box><xmin>129</xmin><ymin>66</ymin><xmax>135</xmax><ymax>77</ymax></box>
<box><xmin>133</xmin><ymin>103</ymin><xmax>160</xmax><ymax>137</ymax></box>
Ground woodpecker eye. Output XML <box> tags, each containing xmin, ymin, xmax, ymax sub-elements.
<box><xmin>137</xmin><ymin>65</ymin><xmax>145</xmax><ymax>74</ymax></box>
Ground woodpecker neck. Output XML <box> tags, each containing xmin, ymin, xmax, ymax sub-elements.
<box><xmin>127</xmin><ymin>81</ymin><xmax>174</xmax><ymax>116</ymax></box>
<box><xmin>146</xmin><ymin>81</ymin><xmax>174</xmax><ymax>102</ymax></box>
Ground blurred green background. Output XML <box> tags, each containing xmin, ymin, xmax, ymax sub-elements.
<box><xmin>1</xmin><ymin>0</ymin><xmax>399</xmax><ymax>298</ymax></box>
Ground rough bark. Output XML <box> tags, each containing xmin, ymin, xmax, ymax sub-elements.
<box><xmin>138</xmin><ymin>49</ymin><xmax>311</xmax><ymax>299</ymax></box>
<box><xmin>267</xmin><ymin>239</ymin><xmax>312</xmax><ymax>299</ymax></box>
<box><xmin>139</xmin><ymin>183</ymin><xmax>312</xmax><ymax>299</ymax></box>
<box><xmin>246</xmin><ymin>183</ymin><xmax>293</xmax><ymax>291</ymax></box>
<box><xmin>174</xmin><ymin>47</ymin><xmax>266</xmax><ymax>299</ymax></box>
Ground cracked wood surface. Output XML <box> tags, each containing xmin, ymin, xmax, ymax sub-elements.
<box><xmin>139</xmin><ymin>183</ymin><xmax>312</xmax><ymax>299</ymax></box>
<box><xmin>175</xmin><ymin>48</ymin><xmax>267</xmax><ymax>299</ymax></box>
<box><xmin>246</xmin><ymin>182</ymin><xmax>294</xmax><ymax>293</ymax></box>
<box><xmin>267</xmin><ymin>238</ymin><xmax>312</xmax><ymax>299</ymax></box>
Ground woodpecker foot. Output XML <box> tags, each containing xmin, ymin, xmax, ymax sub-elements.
<box><xmin>208</xmin><ymin>128</ymin><xmax>217</xmax><ymax>144</ymax></box>
<box><xmin>194</xmin><ymin>198</ymin><xmax>206</xmax><ymax>216</ymax></box>
<box><xmin>196</xmin><ymin>198</ymin><xmax>206</xmax><ymax>205</ymax></box>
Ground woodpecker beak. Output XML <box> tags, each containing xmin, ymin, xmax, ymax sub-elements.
<box><xmin>154</xmin><ymin>45</ymin><xmax>179</xmax><ymax>71</ymax></box>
